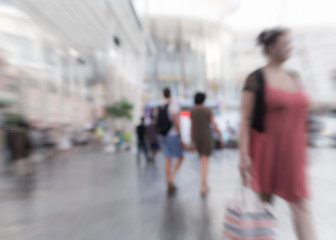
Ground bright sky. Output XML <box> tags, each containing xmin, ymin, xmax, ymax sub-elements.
<box><xmin>225</xmin><ymin>0</ymin><xmax>336</xmax><ymax>30</ymax></box>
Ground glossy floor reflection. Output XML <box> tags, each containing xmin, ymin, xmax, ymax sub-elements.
<box><xmin>0</xmin><ymin>147</ymin><xmax>335</xmax><ymax>239</ymax></box>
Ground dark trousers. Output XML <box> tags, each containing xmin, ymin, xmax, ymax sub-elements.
<box><xmin>137</xmin><ymin>141</ymin><xmax>150</xmax><ymax>163</ymax></box>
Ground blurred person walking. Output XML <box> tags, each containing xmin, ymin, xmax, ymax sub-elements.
<box><xmin>5</xmin><ymin>121</ymin><xmax>33</xmax><ymax>176</ymax></box>
<box><xmin>95</xmin><ymin>125</ymin><xmax>104</xmax><ymax>143</ymax></box>
<box><xmin>114</xmin><ymin>130</ymin><xmax>124</xmax><ymax>152</ymax></box>
<box><xmin>190</xmin><ymin>92</ymin><xmax>223</xmax><ymax>196</ymax></box>
<box><xmin>239</xmin><ymin>28</ymin><xmax>316</xmax><ymax>240</ymax></box>
<box><xmin>156</xmin><ymin>88</ymin><xmax>183</xmax><ymax>195</ymax></box>
<box><xmin>29</xmin><ymin>125</ymin><xmax>42</xmax><ymax>150</ymax></box>
<box><xmin>146</xmin><ymin>116</ymin><xmax>160</xmax><ymax>162</ymax></box>
<box><xmin>56</xmin><ymin>125</ymin><xmax>73</xmax><ymax>159</ymax></box>
<box><xmin>136</xmin><ymin>117</ymin><xmax>150</xmax><ymax>163</ymax></box>
<box><xmin>28</xmin><ymin>125</ymin><xmax>43</xmax><ymax>163</ymax></box>
<box><xmin>42</xmin><ymin>128</ymin><xmax>56</xmax><ymax>159</ymax></box>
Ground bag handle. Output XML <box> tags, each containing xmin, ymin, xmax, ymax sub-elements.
<box><xmin>241</xmin><ymin>172</ymin><xmax>252</xmax><ymax>189</ymax></box>
<box><xmin>238</xmin><ymin>174</ymin><xmax>253</xmax><ymax>209</ymax></box>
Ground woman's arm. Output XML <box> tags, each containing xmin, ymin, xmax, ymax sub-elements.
<box><xmin>239</xmin><ymin>91</ymin><xmax>255</xmax><ymax>175</ymax></box>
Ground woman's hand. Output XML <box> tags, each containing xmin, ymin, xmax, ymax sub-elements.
<box><xmin>239</xmin><ymin>154</ymin><xmax>252</xmax><ymax>177</ymax></box>
<box><xmin>189</xmin><ymin>142</ymin><xmax>195</xmax><ymax>152</ymax></box>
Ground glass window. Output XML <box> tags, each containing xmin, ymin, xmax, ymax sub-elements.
<box><xmin>7</xmin><ymin>78</ymin><xmax>19</xmax><ymax>92</ymax></box>
<box><xmin>0</xmin><ymin>33</ymin><xmax>34</xmax><ymax>61</ymax></box>
<box><xmin>44</xmin><ymin>45</ymin><xmax>55</xmax><ymax>65</ymax></box>
<box><xmin>26</xmin><ymin>78</ymin><xmax>38</xmax><ymax>87</ymax></box>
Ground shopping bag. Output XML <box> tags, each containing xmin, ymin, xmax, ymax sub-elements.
<box><xmin>223</xmin><ymin>181</ymin><xmax>276</xmax><ymax>240</ymax></box>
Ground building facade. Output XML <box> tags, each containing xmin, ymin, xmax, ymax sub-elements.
<box><xmin>1</xmin><ymin>0</ymin><xmax>148</xmax><ymax>134</ymax></box>
<box><xmin>0</xmin><ymin>3</ymin><xmax>93</xmax><ymax>127</ymax></box>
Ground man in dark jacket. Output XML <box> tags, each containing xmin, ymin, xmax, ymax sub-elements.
<box><xmin>5</xmin><ymin>121</ymin><xmax>33</xmax><ymax>176</ymax></box>
<box><xmin>136</xmin><ymin>117</ymin><xmax>150</xmax><ymax>163</ymax></box>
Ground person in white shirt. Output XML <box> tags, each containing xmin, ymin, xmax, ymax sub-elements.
<box><xmin>157</xmin><ymin>88</ymin><xmax>184</xmax><ymax>195</ymax></box>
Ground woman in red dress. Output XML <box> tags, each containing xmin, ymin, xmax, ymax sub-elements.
<box><xmin>239</xmin><ymin>28</ymin><xmax>316</xmax><ymax>240</ymax></box>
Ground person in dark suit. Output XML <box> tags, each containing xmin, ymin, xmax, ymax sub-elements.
<box><xmin>136</xmin><ymin>117</ymin><xmax>150</xmax><ymax>163</ymax></box>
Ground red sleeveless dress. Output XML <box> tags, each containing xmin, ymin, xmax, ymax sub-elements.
<box><xmin>250</xmin><ymin>84</ymin><xmax>309</xmax><ymax>202</ymax></box>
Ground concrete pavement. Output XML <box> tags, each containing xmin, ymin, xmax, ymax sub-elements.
<box><xmin>0</xmin><ymin>147</ymin><xmax>334</xmax><ymax>239</ymax></box>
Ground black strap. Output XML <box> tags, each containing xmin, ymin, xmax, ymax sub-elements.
<box><xmin>251</xmin><ymin>68</ymin><xmax>265</xmax><ymax>132</ymax></box>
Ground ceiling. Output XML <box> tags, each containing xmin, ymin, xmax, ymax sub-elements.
<box><xmin>12</xmin><ymin>0</ymin><xmax>142</xmax><ymax>51</ymax></box>
<box><xmin>134</xmin><ymin>0</ymin><xmax>240</xmax><ymax>49</ymax></box>
<box><xmin>134</xmin><ymin>0</ymin><xmax>242</xmax><ymax>22</ymax></box>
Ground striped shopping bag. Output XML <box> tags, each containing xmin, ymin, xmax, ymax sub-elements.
<box><xmin>223</xmin><ymin>183</ymin><xmax>276</xmax><ymax>240</ymax></box>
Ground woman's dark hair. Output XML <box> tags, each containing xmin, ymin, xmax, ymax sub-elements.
<box><xmin>194</xmin><ymin>92</ymin><xmax>206</xmax><ymax>105</ymax></box>
<box><xmin>257</xmin><ymin>27</ymin><xmax>288</xmax><ymax>54</ymax></box>
<box><xmin>163</xmin><ymin>87</ymin><xmax>171</xmax><ymax>99</ymax></box>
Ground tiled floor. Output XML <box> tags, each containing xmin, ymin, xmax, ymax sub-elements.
<box><xmin>0</xmin><ymin>147</ymin><xmax>334</xmax><ymax>239</ymax></box>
